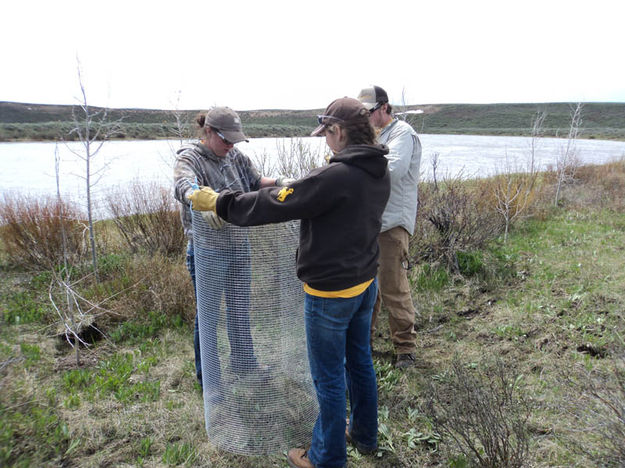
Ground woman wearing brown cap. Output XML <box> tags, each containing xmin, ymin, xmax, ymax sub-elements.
<box><xmin>173</xmin><ymin>107</ymin><xmax>291</xmax><ymax>399</ymax></box>
<box><xmin>188</xmin><ymin>98</ymin><xmax>390</xmax><ymax>467</ymax></box>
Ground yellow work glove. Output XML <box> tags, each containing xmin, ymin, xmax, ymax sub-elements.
<box><xmin>187</xmin><ymin>186</ymin><xmax>218</xmax><ymax>212</ymax></box>
<box><xmin>275</xmin><ymin>176</ymin><xmax>296</xmax><ymax>187</ymax></box>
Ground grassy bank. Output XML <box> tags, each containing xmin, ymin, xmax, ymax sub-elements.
<box><xmin>1</xmin><ymin>159</ymin><xmax>625</xmax><ymax>467</ymax></box>
<box><xmin>2</xmin><ymin>101</ymin><xmax>625</xmax><ymax>141</ymax></box>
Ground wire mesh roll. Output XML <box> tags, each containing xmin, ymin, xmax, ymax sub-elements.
<box><xmin>192</xmin><ymin>211</ymin><xmax>317</xmax><ymax>455</ymax></box>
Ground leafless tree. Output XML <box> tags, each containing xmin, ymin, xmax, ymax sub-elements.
<box><xmin>51</xmin><ymin>144</ymin><xmax>109</xmax><ymax>365</ymax></box>
<box><xmin>66</xmin><ymin>58</ymin><xmax>120</xmax><ymax>282</ymax></box>
<box><xmin>554</xmin><ymin>103</ymin><xmax>583</xmax><ymax>206</ymax></box>
<box><xmin>168</xmin><ymin>90</ymin><xmax>192</xmax><ymax>146</ymax></box>
<box><xmin>528</xmin><ymin>110</ymin><xmax>546</xmax><ymax>174</ymax></box>
<box><xmin>162</xmin><ymin>89</ymin><xmax>193</xmax><ymax>170</ymax></box>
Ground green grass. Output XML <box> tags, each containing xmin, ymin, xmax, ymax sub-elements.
<box><xmin>162</xmin><ymin>442</ymin><xmax>197</xmax><ymax>466</ymax></box>
<box><xmin>2</xmin><ymin>170</ymin><xmax>625</xmax><ymax>466</ymax></box>
<box><xmin>0</xmin><ymin>386</ymin><xmax>74</xmax><ymax>466</ymax></box>
<box><xmin>109</xmin><ymin>310</ymin><xmax>185</xmax><ymax>344</ymax></box>
<box><xmin>414</xmin><ymin>264</ymin><xmax>450</xmax><ymax>292</ymax></box>
<box><xmin>2</xmin><ymin>288</ymin><xmax>49</xmax><ymax>325</ymax></box>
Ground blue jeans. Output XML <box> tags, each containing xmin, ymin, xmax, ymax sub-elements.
<box><xmin>186</xmin><ymin>242</ymin><xmax>202</xmax><ymax>385</ymax></box>
<box><xmin>192</xmin><ymin>240</ymin><xmax>258</xmax><ymax>393</ymax></box>
<box><xmin>305</xmin><ymin>279</ymin><xmax>378</xmax><ymax>468</ymax></box>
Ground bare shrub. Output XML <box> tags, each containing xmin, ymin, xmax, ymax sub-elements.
<box><xmin>412</xmin><ymin>155</ymin><xmax>502</xmax><ymax>272</ymax></box>
<box><xmin>584</xmin><ymin>360</ymin><xmax>625</xmax><ymax>466</ymax></box>
<box><xmin>0</xmin><ymin>192</ymin><xmax>87</xmax><ymax>270</ymax></box>
<box><xmin>104</xmin><ymin>181</ymin><xmax>185</xmax><ymax>257</ymax></box>
<box><xmin>553</xmin><ymin>103</ymin><xmax>583</xmax><ymax>206</ymax></box>
<box><xmin>274</xmin><ymin>138</ymin><xmax>326</xmax><ymax>178</ymax></box>
<box><xmin>562</xmin><ymin>357</ymin><xmax>625</xmax><ymax>466</ymax></box>
<box><xmin>109</xmin><ymin>253</ymin><xmax>195</xmax><ymax>324</ymax></box>
<box><xmin>251</xmin><ymin>138</ymin><xmax>326</xmax><ymax>179</ymax></box>
<box><xmin>489</xmin><ymin>111</ymin><xmax>543</xmax><ymax>242</ymax></box>
<box><xmin>48</xmin><ymin>270</ymin><xmax>117</xmax><ymax>364</ymax></box>
<box><xmin>490</xmin><ymin>170</ymin><xmax>538</xmax><ymax>243</ymax></box>
<box><xmin>423</xmin><ymin>357</ymin><xmax>533</xmax><ymax>468</ymax></box>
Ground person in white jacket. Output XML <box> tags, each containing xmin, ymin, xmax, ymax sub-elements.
<box><xmin>357</xmin><ymin>85</ymin><xmax>422</xmax><ymax>368</ymax></box>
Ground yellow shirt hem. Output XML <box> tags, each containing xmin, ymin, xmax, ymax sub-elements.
<box><xmin>304</xmin><ymin>279</ymin><xmax>374</xmax><ymax>298</ymax></box>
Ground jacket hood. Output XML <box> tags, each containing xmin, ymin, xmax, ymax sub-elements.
<box><xmin>176</xmin><ymin>142</ymin><xmax>201</xmax><ymax>156</ymax></box>
<box><xmin>330</xmin><ymin>144</ymin><xmax>389</xmax><ymax>178</ymax></box>
<box><xmin>176</xmin><ymin>142</ymin><xmax>222</xmax><ymax>162</ymax></box>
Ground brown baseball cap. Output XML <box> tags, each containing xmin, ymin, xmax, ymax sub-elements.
<box><xmin>311</xmin><ymin>97</ymin><xmax>369</xmax><ymax>136</ymax></box>
<box><xmin>204</xmin><ymin>107</ymin><xmax>249</xmax><ymax>143</ymax></box>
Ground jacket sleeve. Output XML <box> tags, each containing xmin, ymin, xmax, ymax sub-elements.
<box><xmin>173</xmin><ymin>153</ymin><xmax>198</xmax><ymax>204</ymax></box>
<box><xmin>385</xmin><ymin>126</ymin><xmax>418</xmax><ymax>184</ymax></box>
<box><xmin>216</xmin><ymin>166</ymin><xmax>341</xmax><ymax>226</ymax></box>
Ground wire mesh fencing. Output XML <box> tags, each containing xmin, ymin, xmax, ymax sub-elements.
<box><xmin>192</xmin><ymin>211</ymin><xmax>317</xmax><ymax>455</ymax></box>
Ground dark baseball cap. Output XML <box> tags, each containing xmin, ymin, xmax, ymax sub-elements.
<box><xmin>311</xmin><ymin>97</ymin><xmax>369</xmax><ymax>136</ymax></box>
<box><xmin>204</xmin><ymin>107</ymin><xmax>249</xmax><ymax>143</ymax></box>
<box><xmin>357</xmin><ymin>85</ymin><xmax>389</xmax><ymax>111</ymax></box>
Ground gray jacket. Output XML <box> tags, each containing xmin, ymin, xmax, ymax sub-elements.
<box><xmin>173</xmin><ymin>142</ymin><xmax>261</xmax><ymax>239</ymax></box>
<box><xmin>376</xmin><ymin>118</ymin><xmax>422</xmax><ymax>235</ymax></box>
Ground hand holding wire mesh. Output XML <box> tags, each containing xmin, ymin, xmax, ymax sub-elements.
<box><xmin>188</xmin><ymin>186</ymin><xmax>218</xmax><ymax>211</ymax></box>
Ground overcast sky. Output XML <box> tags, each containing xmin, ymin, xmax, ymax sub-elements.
<box><xmin>2</xmin><ymin>0</ymin><xmax>623</xmax><ymax>111</ymax></box>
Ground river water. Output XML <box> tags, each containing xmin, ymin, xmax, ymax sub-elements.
<box><xmin>1</xmin><ymin>135</ymin><xmax>624</xmax><ymax>206</ymax></box>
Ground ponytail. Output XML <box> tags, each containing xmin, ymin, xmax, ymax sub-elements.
<box><xmin>195</xmin><ymin>112</ymin><xmax>207</xmax><ymax>138</ymax></box>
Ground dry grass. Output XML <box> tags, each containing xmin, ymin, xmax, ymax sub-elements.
<box><xmin>110</xmin><ymin>252</ymin><xmax>195</xmax><ymax>324</ymax></box>
<box><xmin>104</xmin><ymin>181</ymin><xmax>185</xmax><ymax>257</ymax></box>
<box><xmin>0</xmin><ymin>192</ymin><xmax>88</xmax><ymax>270</ymax></box>
<box><xmin>567</xmin><ymin>158</ymin><xmax>625</xmax><ymax>209</ymax></box>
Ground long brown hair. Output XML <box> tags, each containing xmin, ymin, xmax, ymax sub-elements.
<box><xmin>340</xmin><ymin>114</ymin><xmax>377</xmax><ymax>145</ymax></box>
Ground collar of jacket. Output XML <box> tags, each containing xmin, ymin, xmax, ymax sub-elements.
<box><xmin>330</xmin><ymin>144</ymin><xmax>388</xmax><ymax>160</ymax></box>
<box><xmin>194</xmin><ymin>141</ymin><xmax>230</xmax><ymax>163</ymax></box>
<box><xmin>378</xmin><ymin>117</ymin><xmax>399</xmax><ymax>138</ymax></box>
<box><xmin>329</xmin><ymin>144</ymin><xmax>389</xmax><ymax>178</ymax></box>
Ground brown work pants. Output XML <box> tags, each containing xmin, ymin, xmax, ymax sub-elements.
<box><xmin>372</xmin><ymin>226</ymin><xmax>417</xmax><ymax>354</ymax></box>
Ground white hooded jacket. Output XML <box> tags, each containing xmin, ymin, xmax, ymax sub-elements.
<box><xmin>376</xmin><ymin>118</ymin><xmax>422</xmax><ymax>235</ymax></box>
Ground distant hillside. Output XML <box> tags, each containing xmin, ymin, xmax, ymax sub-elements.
<box><xmin>1</xmin><ymin>101</ymin><xmax>624</xmax><ymax>141</ymax></box>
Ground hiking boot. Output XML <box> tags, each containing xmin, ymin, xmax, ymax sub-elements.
<box><xmin>346</xmin><ymin>418</ymin><xmax>377</xmax><ymax>454</ymax></box>
<box><xmin>395</xmin><ymin>353</ymin><xmax>416</xmax><ymax>369</ymax></box>
<box><xmin>287</xmin><ymin>448</ymin><xmax>314</xmax><ymax>468</ymax></box>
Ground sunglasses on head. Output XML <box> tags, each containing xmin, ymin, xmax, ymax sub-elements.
<box><xmin>369</xmin><ymin>102</ymin><xmax>383</xmax><ymax>113</ymax></box>
<box><xmin>213</xmin><ymin>128</ymin><xmax>233</xmax><ymax>145</ymax></box>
